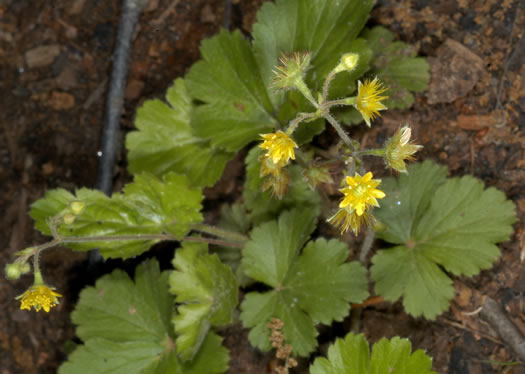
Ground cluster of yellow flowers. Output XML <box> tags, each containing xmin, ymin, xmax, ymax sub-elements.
<box><xmin>258</xmin><ymin>57</ymin><xmax>422</xmax><ymax>234</ymax></box>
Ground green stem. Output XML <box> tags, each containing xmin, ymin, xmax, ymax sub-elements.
<box><xmin>27</xmin><ymin>233</ymin><xmax>245</xmax><ymax>261</ymax></box>
<box><xmin>192</xmin><ymin>223</ymin><xmax>248</xmax><ymax>243</ymax></box>
<box><xmin>322</xmin><ymin>70</ymin><xmax>338</xmax><ymax>102</ymax></box>
<box><xmin>295</xmin><ymin>79</ymin><xmax>319</xmax><ymax>109</ymax></box>
<box><xmin>324</xmin><ymin>113</ymin><xmax>355</xmax><ymax>151</ymax></box>
<box><xmin>354</xmin><ymin>148</ymin><xmax>385</xmax><ymax>157</ymax></box>
<box><xmin>324</xmin><ymin>98</ymin><xmax>353</xmax><ymax>108</ymax></box>
<box><xmin>285</xmin><ymin>112</ymin><xmax>316</xmax><ymax>135</ymax></box>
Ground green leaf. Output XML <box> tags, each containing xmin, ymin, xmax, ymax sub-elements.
<box><xmin>169</xmin><ymin>242</ymin><xmax>238</xmax><ymax>361</ymax></box>
<box><xmin>240</xmin><ymin>210</ymin><xmax>368</xmax><ymax>356</ymax></box>
<box><xmin>30</xmin><ymin>173</ymin><xmax>203</xmax><ymax>259</ymax></box>
<box><xmin>243</xmin><ymin>146</ymin><xmax>321</xmax><ymax>225</ymax></box>
<box><xmin>310</xmin><ymin>332</ymin><xmax>436</xmax><ymax>374</ymax></box>
<box><xmin>186</xmin><ymin>30</ymin><xmax>277</xmax><ymax>152</ymax></box>
<box><xmin>363</xmin><ymin>26</ymin><xmax>430</xmax><ymax>109</ymax></box>
<box><xmin>372</xmin><ymin>161</ymin><xmax>516</xmax><ymax>318</ymax></box>
<box><xmin>252</xmin><ymin>0</ymin><xmax>374</xmax><ymax>95</ymax></box>
<box><xmin>252</xmin><ymin>0</ymin><xmax>373</xmax><ymax>139</ymax></box>
<box><xmin>126</xmin><ymin>78</ymin><xmax>232</xmax><ymax>187</ymax></box>
<box><xmin>59</xmin><ymin>260</ymin><xmax>229</xmax><ymax>374</ymax></box>
<box><xmin>214</xmin><ymin>203</ymin><xmax>252</xmax><ymax>286</ymax></box>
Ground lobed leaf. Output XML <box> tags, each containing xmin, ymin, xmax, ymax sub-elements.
<box><xmin>186</xmin><ymin>30</ymin><xmax>277</xmax><ymax>152</ymax></box>
<box><xmin>241</xmin><ymin>210</ymin><xmax>368</xmax><ymax>356</ymax></box>
<box><xmin>363</xmin><ymin>26</ymin><xmax>430</xmax><ymax>109</ymax></box>
<box><xmin>126</xmin><ymin>78</ymin><xmax>232</xmax><ymax>187</ymax></box>
<box><xmin>30</xmin><ymin>173</ymin><xmax>203</xmax><ymax>259</ymax></box>
<box><xmin>59</xmin><ymin>260</ymin><xmax>229</xmax><ymax>374</ymax></box>
<box><xmin>310</xmin><ymin>332</ymin><xmax>436</xmax><ymax>374</ymax></box>
<box><xmin>169</xmin><ymin>242</ymin><xmax>238</xmax><ymax>361</ymax></box>
<box><xmin>372</xmin><ymin>161</ymin><xmax>516</xmax><ymax>318</ymax></box>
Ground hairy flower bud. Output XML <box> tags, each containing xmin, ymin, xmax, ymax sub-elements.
<box><xmin>385</xmin><ymin>126</ymin><xmax>422</xmax><ymax>173</ymax></box>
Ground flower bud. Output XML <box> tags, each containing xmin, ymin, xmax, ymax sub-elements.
<box><xmin>63</xmin><ymin>213</ymin><xmax>75</xmax><ymax>225</ymax></box>
<box><xmin>334</xmin><ymin>53</ymin><xmax>359</xmax><ymax>73</ymax></box>
<box><xmin>271</xmin><ymin>52</ymin><xmax>311</xmax><ymax>92</ymax></box>
<box><xmin>70</xmin><ymin>201</ymin><xmax>85</xmax><ymax>215</ymax></box>
<box><xmin>5</xmin><ymin>262</ymin><xmax>30</xmax><ymax>280</ymax></box>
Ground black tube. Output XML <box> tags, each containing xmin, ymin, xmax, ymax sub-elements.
<box><xmin>90</xmin><ymin>0</ymin><xmax>145</xmax><ymax>265</ymax></box>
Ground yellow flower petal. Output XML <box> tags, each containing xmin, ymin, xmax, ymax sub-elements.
<box><xmin>355</xmin><ymin>78</ymin><xmax>388</xmax><ymax>127</ymax></box>
<box><xmin>259</xmin><ymin>131</ymin><xmax>298</xmax><ymax>164</ymax></box>
<box><xmin>18</xmin><ymin>285</ymin><xmax>62</xmax><ymax>313</ymax></box>
<box><xmin>337</xmin><ymin>171</ymin><xmax>386</xmax><ymax>216</ymax></box>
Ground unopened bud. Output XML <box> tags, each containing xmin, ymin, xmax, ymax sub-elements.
<box><xmin>5</xmin><ymin>262</ymin><xmax>30</xmax><ymax>280</ymax></box>
<box><xmin>334</xmin><ymin>53</ymin><xmax>359</xmax><ymax>73</ymax></box>
<box><xmin>63</xmin><ymin>213</ymin><xmax>75</xmax><ymax>225</ymax></box>
<box><xmin>70</xmin><ymin>201</ymin><xmax>85</xmax><ymax>215</ymax></box>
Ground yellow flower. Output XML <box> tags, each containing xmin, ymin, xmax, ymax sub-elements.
<box><xmin>385</xmin><ymin>126</ymin><xmax>423</xmax><ymax>173</ymax></box>
<box><xmin>259</xmin><ymin>131</ymin><xmax>298</xmax><ymax>164</ymax></box>
<box><xmin>339</xmin><ymin>172</ymin><xmax>386</xmax><ymax>216</ymax></box>
<box><xmin>328</xmin><ymin>207</ymin><xmax>373</xmax><ymax>235</ymax></box>
<box><xmin>355</xmin><ymin>77</ymin><xmax>388</xmax><ymax>127</ymax></box>
<box><xmin>17</xmin><ymin>284</ymin><xmax>62</xmax><ymax>312</ymax></box>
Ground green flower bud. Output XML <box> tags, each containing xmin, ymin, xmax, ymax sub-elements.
<box><xmin>63</xmin><ymin>213</ymin><xmax>75</xmax><ymax>225</ymax></box>
<box><xmin>5</xmin><ymin>262</ymin><xmax>29</xmax><ymax>280</ymax></box>
<box><xmin>334</xmin><ymin>53</ymin><xmax>359</xmax><ymax>73</ymax></box>
<box><xmin>70</xmin><ymin>201</ymin><xmax>85</xmax><ymax>215</ymax></box>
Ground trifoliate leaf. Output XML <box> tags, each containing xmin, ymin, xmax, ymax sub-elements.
<box><xmin>186</xmin><ymin>29</ymin><xmax>277</xmax><ymax>152</ymax></box>
<box><xmin>310</xmin><ymin>332</ymin><xmax>436</xmax><ymax>374</ymax></box>
<box><xmin>243</xmin><ymin>146</ymin><xmax>320</xmax><ymax>225</ymax></box>
<box><xmin>372</xmin><ymin>161</ymin><xmax>516</xmax><ymax>319</ymax></box>
<box><xmin>59</xmin><ymin>260</ymin><xmax>229</xmax><ymax>374</ymax></box>
<box><xmin>363</xmin><ymin>26</ymin><xmax>430</xmax><ymax>109</ymax></box>
<box><xmin>240</xmin><ymin>210</ymin><xmax>368</xmax><ymax>356</ymax></box>
<box><xmin>169</xmin><ymin>242</ymin><xmax>238</xmax><ymax>361</ymax></box>
<box><xmin>30</xmin><ymin>173</ymin><xmax>203</xmax><ymax>259</ymax></box>
<box><xmin>126</xmin><ymin>78</ymin><xmax>232</xmax><ymax>187</ymax></box>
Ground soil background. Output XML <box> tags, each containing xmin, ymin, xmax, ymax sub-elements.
<box><xmin>0</xmin><ymin>0</ymin><xmax>524</xmax><ymax>373</ymax></box>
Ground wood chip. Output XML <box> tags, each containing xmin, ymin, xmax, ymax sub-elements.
<box><xmin>48</xmin><ymin>91</ymin><xmax>75</xmax><ymax>110</ymax></box>
<box><xmin>25</xmin><ymin>45</ymin><xmax>61</xmax><ymax>68</ymax></box>
<box><xmin>457</xmin><ymin>110</ymin><xmax>505</xmax><ymax>130</ymax></box>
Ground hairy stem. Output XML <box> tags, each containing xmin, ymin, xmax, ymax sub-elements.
<box><xmin>192</xmin><ymin>223</ymin><xmax>248</xmax><ymax>243</ymax></box>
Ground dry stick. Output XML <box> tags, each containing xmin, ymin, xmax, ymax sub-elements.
<box><xmin>90</xmin><ymin>0</ymin><xmax>147</xmax><ymax>265</ymax></box>
<box><xmin>151</xmin><ymin>0</ymin><xmax>180</xmax><ymax>26</ymax></box>
<box><xmin>480</xmin><ymin>297</ymin><xmax>525</xmax><ymax>362</ymax></box>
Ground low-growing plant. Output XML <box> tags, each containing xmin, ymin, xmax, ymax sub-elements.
<box><xmin>6</xmin><ymin>0</ymin><xmax>516</xmax><ymax>372</ymax></box>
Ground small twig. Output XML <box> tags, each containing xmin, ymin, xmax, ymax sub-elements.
<box><xmin>439</xmin><ymin>317</ymin><xmax>504</xmax><ymax>345</ymax></box>
<box><xmin>480</xmin><ymin>297</ymin><xmax>525</xmax><ymax>362</ymax></box>
<box><xmin>151</xmin><ymin>0</ymin><xmax>180</xmax><ymax>26</ymax></box>
<box><xmin>83</xmin><ymin>78</ymin><xmax>107</xmax><ymax>109</ymax></box>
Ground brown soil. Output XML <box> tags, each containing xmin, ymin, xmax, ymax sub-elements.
<box><xmin>1</xmin><ymin>0</ymin><xmax>524</xmax><ymax>373</ymax></box>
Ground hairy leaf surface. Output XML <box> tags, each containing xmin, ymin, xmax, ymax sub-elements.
<box><xmin>372</xmin><ymin>161</ymin><xmax>516</xmax><ymax>318</ymax></box>
<box><xmin>240</xmin><ymin>210</ymin><xmax>368</xmax><ymax>356</ymax></box>
<box><xmin>169</xmin><ymin>242</ymin><xmax>238</xmax><ymax>361</ymax></box>
<box><xmin>59</xmin><ymin>260</ymin><xmax>228</xmax><ymax>374</ymax></box>
<box><xmin>30</xmin><ymin>173</ymin><xmax>203</xmax><ymax>259</ymax></box>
